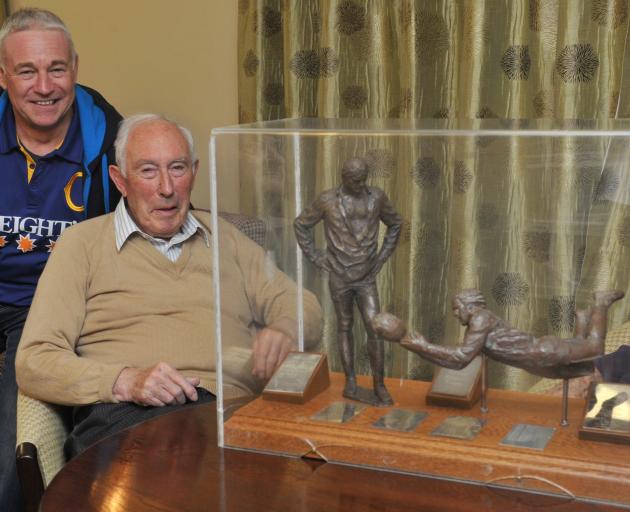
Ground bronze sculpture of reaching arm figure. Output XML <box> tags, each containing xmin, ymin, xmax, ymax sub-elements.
<box><xmin>373</xmin><ymin>288</ymin><xmax>624</xmax><ymax>380</ymax></box>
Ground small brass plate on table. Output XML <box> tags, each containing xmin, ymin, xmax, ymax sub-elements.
<box><xmin>431</xmin><ymin>416</ymin><xmax>484</xmax><ymax>440</ymax></box>
<box><xmin>311</xmin><ymin>402</ymin><xmax>367</xmax><ymax>424</ymax></box>
<box><xmin>500</xmin><ymin>424</ymin><xmax>555</xmax><ymax>450</ymax></box>
<box><xmin>373</xmin><ymin>409</ymin><xmax>428</xmax><ymax>432</ymax></box>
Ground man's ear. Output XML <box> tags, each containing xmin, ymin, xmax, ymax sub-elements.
<box><xmin>0</xmin><ymin>67</ymin><xmax>7</xmax><ymax>90</ymax></box>
<box><xmin>109</xmin><ymin>165</ymin><xmax>127</xmax><ymax>197</ymax></box>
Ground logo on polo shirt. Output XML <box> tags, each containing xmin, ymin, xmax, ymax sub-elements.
<box><xmin>0</xmin><ymin>215</ymin><xmax>77</xmax><ymax>253</ymax></box>
<box><xmin>64</xmin><ymin>171</ymin><xmax>85</xmax><ymax>213</ymax></box>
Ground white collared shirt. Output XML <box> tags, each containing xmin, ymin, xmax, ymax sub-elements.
<box><xmin>114</xmin><ymin>199</ymin><xmax>209</xmax><ymax>262</ymax></box>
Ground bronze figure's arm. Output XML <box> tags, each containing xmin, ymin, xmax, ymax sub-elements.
<box><xmin>373</xmin><ymin>311</ymin><xmax>489</xmax><ymax>370</ymax></box>
<box><xmin>371</xmin><ymin>192</ymin><xmax>402</xmax><ymax>276</ymax></box>
<box><xmin>294</xmin><ymin>199</ymin><xmax>330</xmax><ymax>271</ymax></box>
<box><xmin>400</xmin><ymin>327</ymin><xmax>486</xmax><ymax>370</ymax></box>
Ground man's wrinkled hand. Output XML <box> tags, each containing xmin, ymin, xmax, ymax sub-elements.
<box><xmin>252</xmin><ymin>328</ymin><xmax>297</xmax><ymax>380</ymax></box>
<box><xmin>112</xmin><ymin>362</ymin><xmax>200</xmax><ymax>406</ymax></box>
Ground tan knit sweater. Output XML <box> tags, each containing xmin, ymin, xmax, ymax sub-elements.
<box><xmin>16</xmin><ymin>212</ymin><xmax>322</xmax><ymax>405</ymax></box>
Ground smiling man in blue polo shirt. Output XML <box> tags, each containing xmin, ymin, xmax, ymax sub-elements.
<box><xmin>0</xmin><ymin>8</ymin><xmax>122</xmax><ymax>511</ymax></box>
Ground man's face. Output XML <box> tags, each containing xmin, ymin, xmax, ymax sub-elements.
<box><xmin>452</xmin><ymin>299</ymin><xmax>470</xmax><ymax>325</ymax></box>
<box><xmin>341</xmin><ymin>159</ymin><xmax>369</xmax><ymax>196</ymax></box>
<box><xmin>0</xmin><ymin>29</ymin><xmax>77</xmax><ymax>135</ymax></box>
<box><xmin>110</xmin><ymin>120</ymin><xmax>197</xmax><ymax>239</ymax></box>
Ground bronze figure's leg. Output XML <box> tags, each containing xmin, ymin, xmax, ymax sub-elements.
<box><xmin>574</xmin><ymin>307</ymin><xmax>591</xmax><ymax>338</ymax></box>
<box><xmin>357</xmin><ymin>290</ymin><xmax>393</xmax><ymax>406</ymax></box>
<box><xmin>567</xmin><ymin>290</ymin><xmax>624</xmax><ymax>362</ymax></box>
<box><xmin>590</xmin><ymin>290</ymin><xmax>625</xmax><ymax>340</ymax></box>
<box><xmin>333</xmin><ymin>293</ymin><xmax>357</xmax><ymax>399</ymax></box>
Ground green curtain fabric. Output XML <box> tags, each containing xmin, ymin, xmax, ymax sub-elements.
<box><xmin>236</xmin><ymin>0</ymin><xmax>630</xmax><ymax>390</ymax></box>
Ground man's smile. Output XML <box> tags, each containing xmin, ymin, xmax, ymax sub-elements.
<box><xmin>32</xmin><ymin>99</ymin><xmax>58</xmax><ymax>106</ymax></box>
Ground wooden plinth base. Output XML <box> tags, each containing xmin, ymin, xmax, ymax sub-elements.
<box><xmin>224</xmin><ymin>373</ymin><xmax>630</xmax><ymax>505</ymax></box>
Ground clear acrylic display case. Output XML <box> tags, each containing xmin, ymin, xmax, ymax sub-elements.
<box><xmin>209</xmin><ymin>118</ymin><xmax>630</xmax><ymax>504</ymax></box>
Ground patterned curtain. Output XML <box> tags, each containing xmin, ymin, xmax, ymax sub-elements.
<box><xmin>236</xmin><ymin>0</ymin><xmax>630</xmax><ymax>391</ymax></box>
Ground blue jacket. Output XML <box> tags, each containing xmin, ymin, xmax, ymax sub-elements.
<box><xmin>596</xmin><ymin>345</ymin><xmax>630</xmax><ymax>384</ymax></box>
<box><xmin>0</xmin><ymin>84</ymin><xmax>122</xmax><ymax>306</ymax></box>
<box><xmin>0</xmin><ymin>84</ymin><xmax>122</xmax><ymax>216</ymax></box>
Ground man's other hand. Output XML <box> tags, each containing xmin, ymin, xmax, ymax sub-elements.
<box><xmin>112</xmin><ymin>362</ymin><xmax>200</xmax><ymax>406</ymax></box>
<box><xmin>252</xmin><ymin>327</ymin><xmax>296</xmax><ymax>380</ymax></box>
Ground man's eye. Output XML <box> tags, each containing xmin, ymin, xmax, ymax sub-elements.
<box><xmin>18</xmin><ymin>70</ymin><xmax>35</xmax><ymax>79</ymax></box>
<box><xmin>50</xmin><ymin>68</ymin><xmax>67</xmax><ymax>77</ymax></box>
<box><xmin>140</xmin><ymin>168</ymin><xmax>158</xmax><ymax>179</ymax></box>
<box><xmin>169</xmin><ymin>165</ymin><xmax>188</xmax><ymax>176</ymax></box>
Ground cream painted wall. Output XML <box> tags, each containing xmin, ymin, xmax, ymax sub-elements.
<box><xmin>10</xmin><ymin>0</ymin><xmax>238</xmax><ymax>208</ymax></box>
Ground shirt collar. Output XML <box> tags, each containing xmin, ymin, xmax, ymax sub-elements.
<box><xmin>113</xmin><ymin>199</ymin><xmax>209</xmax><ymax>251</ymax></box>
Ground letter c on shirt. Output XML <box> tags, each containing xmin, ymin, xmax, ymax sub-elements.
<box><xmin>64</xmin><ymin>171</ymin><xmax>85</xmax><ymax>213</ymax></box>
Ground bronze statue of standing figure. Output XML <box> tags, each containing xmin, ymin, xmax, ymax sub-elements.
<box><xmin>373</xmin><ymin>289</ymin><xmax>624</xmax><ymax>380</ymax></box>
<box><xmin>294</xmin><ymin>157</ymin><xmax>402</xmax><ymax>406</ymax></box>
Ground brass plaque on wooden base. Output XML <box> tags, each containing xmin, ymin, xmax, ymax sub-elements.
<box><xmin>578</xmin><ymin>382</ymin><xmax>630</xmax><ymax>445</ymax></box>
<box><xmin>425</xmin><ymin>356</ymin><xmax>482</xmax><ymax>409</ymax></box>
<box><xmin>500</xmin><ymin>424</ymin><xmax>555</xmax><ymax>451</ymax></box>
<box><xmin>262</xmin><ymin>352</ymin><xmax>330</xmax><ymax>404</ymax></box>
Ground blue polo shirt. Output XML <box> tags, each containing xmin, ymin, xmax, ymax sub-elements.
<box><xmin>0</xmin><ymin>105</ymin><xmax>86</xmax><ymax>306</ymax></box>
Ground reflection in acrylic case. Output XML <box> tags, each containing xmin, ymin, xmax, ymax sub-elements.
<box><xmin>579</xmin><ymin>383</ymin><xmax>630</xmax><ymax>445</ymax></box>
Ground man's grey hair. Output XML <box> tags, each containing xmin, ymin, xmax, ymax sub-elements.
<box><xmin>114</xmin><ymin>113</ymin><xmax>197</xmax><ymax>176</ymax></box>
<box><xmin>0</xmin><ymin>8</ymin><xmax>77</xmax><ymax>66</ymax></box>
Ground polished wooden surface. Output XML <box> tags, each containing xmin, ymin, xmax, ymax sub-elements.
<box><xmin>41</xmin><ymin>400</ymin><xmax>630</xmax><ymax>512</ymax></box>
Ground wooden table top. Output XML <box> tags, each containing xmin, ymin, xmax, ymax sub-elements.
<box><xmin>41</xmin><ymin>402</ymin><xmax>629</xmax><ymax>512</ymax></box>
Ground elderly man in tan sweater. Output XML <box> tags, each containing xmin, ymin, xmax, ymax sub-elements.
<box><xmin>16</xmin><ymin>114</ymin><xmax>322</xmax><ymax>456</ymax></box>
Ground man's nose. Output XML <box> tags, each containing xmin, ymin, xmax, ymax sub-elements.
<box><xmin>34</xmin><ymin>71</ymin><xmax>54</xmax><ymax>95</ymax></box>
<box><xmin>157</xmin><ymin>169</ymin><xmax>174</xmax><ymax>196</ymax></box>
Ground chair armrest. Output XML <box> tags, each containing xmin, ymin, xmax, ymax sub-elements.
<box><xmin>16</xmin><ymin>390</ymin><xmax>70</xmax><ymax>487</ymax></box>
<box><xmin>15</xmin><ymin>442</ymin><xmax>44</xmax><ymax>512</ymax></box>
